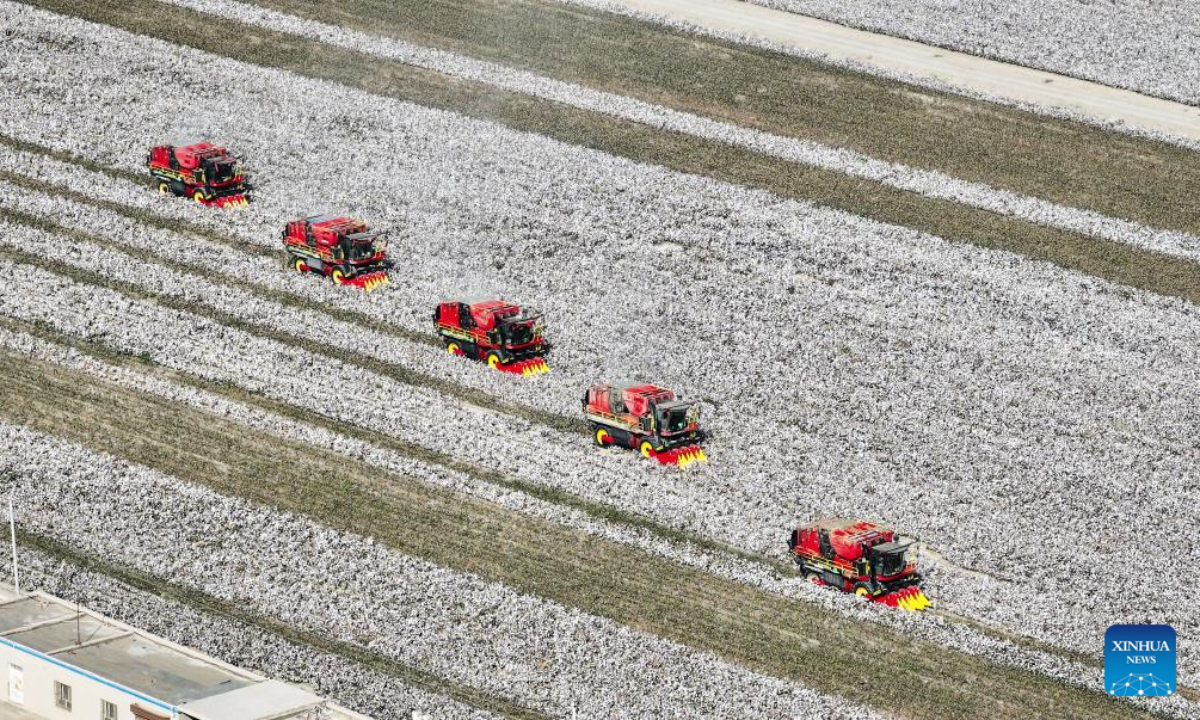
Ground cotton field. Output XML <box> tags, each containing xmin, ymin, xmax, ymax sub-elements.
<box><xmin>0</xmin><ymin>0</ymin><xmax>1195</xmax><ymax>717</ymax></box>
<box><xmin>742</xmin><ymin>0</ymin><xmax>1200</xmax><ymax>106</ymax></box>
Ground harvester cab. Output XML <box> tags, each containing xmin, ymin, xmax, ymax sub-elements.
<box><xmin>789</xmin><ymin>518</ymin><xmax>930</xmax><ymax>611</ymax></box>
<box><xmin>284</xmin><ymin>215</ymin><xmax>391</xmax><ymax>291</ymax></box>
<box><xmin>435</xmin><ymin>299</ymin><xmax>550</xmax><ymax>376</ymax></box>
<box><xmin>584</xmin><ymin>383</ymin><xmax>707</xmax><ymax>467</ymax></box>
<box><xmin>147</xmin><ymin>142</ymin><xmax>249</xmax><ymax>208</ymax></box>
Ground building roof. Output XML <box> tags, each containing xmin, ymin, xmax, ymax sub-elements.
<box><xmin>0</xmin><ymin>590</ymin><xmax>335</xmax><ymax>720</ymax></box>
<box><xmin>179</xmin><ymin>680</ymin><xmax>322</xmax><ymax>720</ymax></box>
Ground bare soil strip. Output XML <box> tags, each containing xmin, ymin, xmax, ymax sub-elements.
<box><xmin>0</xmin><ymin>343</ymin><xmax>1162</xmax><ymax>720</ymax></box>
<box><xmin>0</xmin><ymin>165</ymin><xmax>1160</xmax><ymax>685</ymax></box>
<box><xmin>17</xmin><ymin>0</ymin><xmax>1200</xmax><ymax>307</ymax></box>
<box><xmin>246</xmin><ymin>0</ymin><xmax>1200</xmax><ymax>236</ymax></box>
<box><xmin>16</xmin><ymin>532</ymin><xmax>544</xmax><ymax>720</ymax></box>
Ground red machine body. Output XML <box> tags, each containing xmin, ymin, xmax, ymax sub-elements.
<box><xmin>583</xmin><ymin>383</ymin><xmax>706</xmax><ymax>467</ymax></box>
<box><xmin>434</xmin><ymin>299</ymin><xmax>549</xmax><ymax>375</ymax></box>
<box><xmin>283</xmin><ymin>215</ymin><xmax>391</xmax><ymax>291</ymax></box>
<box><xmin>147</xmin><ymin>142</ymin><xmax>249</xmax><ymax>208</ymax></box>
<box><xmin>788</xmin><ymin>518</ymin><xmax>929</xmax><ymax>610</ymax></box>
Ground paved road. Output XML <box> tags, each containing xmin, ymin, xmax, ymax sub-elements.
<box><xmin>609</xmin><ymin>0</ymin><xmax>1200</xmax><ymax>143</ymax></box>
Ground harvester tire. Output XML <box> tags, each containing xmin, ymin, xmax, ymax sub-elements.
<box><xmin>854</xmin><ymin>585</ymin><xmax>871</xmax><ymax>599</ymax></box>
<box><xmin>446</xmin><ymin>342</ymin><xmax>461</xmax><ymax>356</ymax></box>
<box><xmin>487</xmin><ymin>353</ymin><xmax>502</xmax><ymax>369</ymax></box>
<box><xmin>639</xmin><ymin>440</ymin><xmax>655</xmax><ymax>458</ymax></box>
<box><xmin>594</xmin><ymin>428</ymin><xmax>611</xmax><ymax>446</ymax></box>
<box><xmin>157</xmin><ymin>181</ymin><xmax>170</xmax><ymax>196</ymax></box>
<box><xmin>331</xmin><ymin>269</ymin><xmax>346</xmax><ymax>285</ymax></box>
<box><xmin>293</xmin><ymin>258</ymin><xmax>307</xmax><ymax>274</ymax></box>
<box><xmin>192</xmin><ymin>189</ymin><xmax>206</xmax><ymax>204</ymax></box>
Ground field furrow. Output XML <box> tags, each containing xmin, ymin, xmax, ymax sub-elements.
<box><xmin>15</xmin><ymin>544</ymin><xmax>505</xmax><ymax>720</ymax></box>
<box><xmin>1</xmin><ymin>2</ymin><xmax>1198</xmax><ymax>682</ymax></box>
<box><xmin>2</xmin><ymin>0</ymin><xmax>1197</xmax><ymax>715</ymax></box>
<box><xmin>0</xmin><ymin>317</ymin><xmax>1128</xmax><ymax>700</ymax></box>
<box><xmin>154</xmin><ymin>0</ymin><xmax>1200</xmax><ymax>263</ymax></box>
<box><xmin>1</xmin><ymin>422</ymin><xmax>886</xmax><ymax>719</ymax></box>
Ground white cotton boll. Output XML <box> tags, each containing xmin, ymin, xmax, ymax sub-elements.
<box><xmin>15</xmin><ymin>548</ymin><xmax>490</xmax><ymax>720</ymax></box>
<box><xmin>3</xmin><ymin>0</ymin><xmax>1200</xmax><ymax>701</ymax></box>
<box><xmin>735</xmin><ymin>0</ymin><xmax>1200</xmax><ymax>107</ymax></box>
<box><xmin>0</xmin><ymin>425</ymin><xmax>882</xmax><ymax>720</ymax></box>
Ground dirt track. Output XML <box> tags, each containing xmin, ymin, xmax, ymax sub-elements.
<box><xmin>608</xmin><ymin>0</ymin><xmax>1200</xmax><ymax>142</ymax></box>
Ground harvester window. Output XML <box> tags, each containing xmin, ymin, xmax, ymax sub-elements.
<box><xmin>818</xmin><ymin>531</ymin><xmax>833</xmax><ymax>558</ymax></box>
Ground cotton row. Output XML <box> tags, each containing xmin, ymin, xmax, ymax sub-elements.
<box><xmin>740</xmin><ymin>0</ymin><xmax>1200</xmax><ymax>106</ymax></box>
<box><xmin>2</xmin><ymin>1</ymin><xmax>1200</xmax><ymax>680</ymax></box>
<box><xmin>141</xmin><ymin>0</ymin><xmax>1200</xmax><ymax>263</ymax></box>
<box><xmin>0</xmin><ymin>321</ymin><xmax>1144</xmax><ymax>705</ymax></box>
<box><xmin>0</xmin><ymin>422</ymin><xmax>880</xmax><ymax>719</ymax></box>
<box><xmin>15</xmin><ymin>550</ymin><xmax>494</xmax><ymax>720</ymax></box>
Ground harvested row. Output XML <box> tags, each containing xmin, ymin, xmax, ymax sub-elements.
<box><xmin>0</xmin><ymin>339</ymin><xmax>1177</xmax><ymax>719</ymax></box>
<box><xmin>6</xmin><ymin>0</ymin><xmax>1200</xmax><ymax>682</ymax></box>
<box><xmin>16</xmin><ymin>547</ymin><xmax>501</xmax><ymax>720</ymax></box>
<box><xmin>740</xmin><ymin>0</ymin><xmax>1200</xmax><ymax>105</ymax></box>
<box><xmin>0</xmin><ymin>320</ymin><xmax>1124</xmax><ymax>703</ymax></box>
<box><xmin>0</xmin><ymin>420</ymin><xmax>881</xmax><ymax>720</ymax></box>
<box><xmin>1</xmin><ymin>226</ymin><xmax>1196</xmax><ymax>705</ymax></box>
<box><xmin>16</xmin><ymin>0</ymin><xmax>1200</xmax><ymax>312</ymax></box>
<box><xmin>156</xmin><ymin>0</ymin><xmax>1200</xmax><ymax>262</ymax></box>
<box><xmin>0</xmin><ymin>217</ymin><xmax>730</xmax><ymax>537</ymax></box>
<box><xmin>2</xmin><ymin>4</ymin><xmax>1200</xmax><ymax>680</ymax></box>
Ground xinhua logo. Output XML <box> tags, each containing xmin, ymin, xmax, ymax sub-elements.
<box><xmin>1105</xmin><ymin>624</ymin><xmax>1176</xmax><ymax>697</ymax></box>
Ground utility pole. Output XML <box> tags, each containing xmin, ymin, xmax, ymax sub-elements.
<box><xmin>8</xmin><ymin>493</ymin><xmax>18</xmax><ymax>594</ymax></box>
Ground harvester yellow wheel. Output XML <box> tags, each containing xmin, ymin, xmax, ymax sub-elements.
<box><xmin>639</xmin><ymin>440</ymin><xmax>655</xmax><ymax>458</ymax></box>
<box><xmin>487</xmin><ymin>353</ymin><xmax>501</xmax><ymax>369</ymax></box>
<box><xmin>192</xmin><ymin>189</ymin><xmax>206</xmax><ymax>204</ymax></box>
<box><xmin>293</xmin><ymin>258</ymin><xmax>306</xmax><ymax>273</ymax></box>
<box><xmin>331</xmin><ymin>269</ymin><xmax>346</xmax><ymax>285</ymax></box>
<box><xmin>855</xmin><ymin>586</ymin><xmax>870</xmax><ymax>599</ymax></box>
<box><xmin>447</xmin><ymin>342</ymin><xmax>460</xmax><ymax>356</ymax></box>
<box><xmin>157</xmin><ymin>181</ymin><xmax>170</xmax><ymax>196</ymax></box>
<box><xmin>595</xmin><ymin>428</ymin><xmax>610</xmax><ymax>446</ymax></box>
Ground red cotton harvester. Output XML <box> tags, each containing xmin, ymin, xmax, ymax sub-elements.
<box><xmin>583</xmin><ymin>383</ymin><xmax>707</xmax><ymax>467</ymax></box>
<box><xmin>283</xmin><ymin>215</ymin><xmax>391</xmax><ymax>291</ymax></box>
<box><xmin>434</xmin><ymin>299</ymin><xmax>550</xmax><ymax>376</ymax></box>
<box><xmin>788</xmin><ymin>518</ymin><xmax>930</xmax><ymax>611</ymax></box>
<box><xmin>147</xmin><ymin>142</ymin><xmax>249</xmax><ymax>208</ymax></box>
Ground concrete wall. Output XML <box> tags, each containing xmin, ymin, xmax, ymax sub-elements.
<box><xmin>0</xmin><ymin>640</ymin><xmax>166</xmax><ymax>720</ymax></box>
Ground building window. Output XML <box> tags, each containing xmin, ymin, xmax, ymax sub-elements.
<box><xmin>101</xmin><ymin>700</ymin><xmax>117</xmax><ymax>720</ymax></box>
<box><xmin>54</xmin><ymin>681</ymin><xmax>72</xmax><ymax>710</ymax></box>
<box><xmin>8</xmin><ymin>664</ymin><xmax>23</xmax><ymax>704</ymax></box>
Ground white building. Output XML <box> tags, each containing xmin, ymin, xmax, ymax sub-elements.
<box><xmin>0</xmin><ymin>587</ymin><xmax>370</xmax><ymax>720</ymax></box>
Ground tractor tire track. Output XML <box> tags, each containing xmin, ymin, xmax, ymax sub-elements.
<box><xmin>5</xmin><ymin>1</ymin><xmax>1200</xmax><ymax>688</ymax></box>
<box><xmin>0</xmin><ymin>420</ymin><xmax>886</xmax><ymax>720</ymax></box>
<box><xmin>13</xmin><ymin>536</ymin><xmax>519</xmax><ymax>720</ymax></box>
<box><xmin>161</xmin><ymin>0</ymin><xmax>1200</xmax><ymax>264</ymax></box>
<box><xmin>1</xmin><ymin>158</ymin><xmax>1198</xmax><ymax>693</ymax></box>
<box><xmin>0</xmin><ymin>271</ymin><xmax>1183</xmax><ymax>712</ymax></box>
